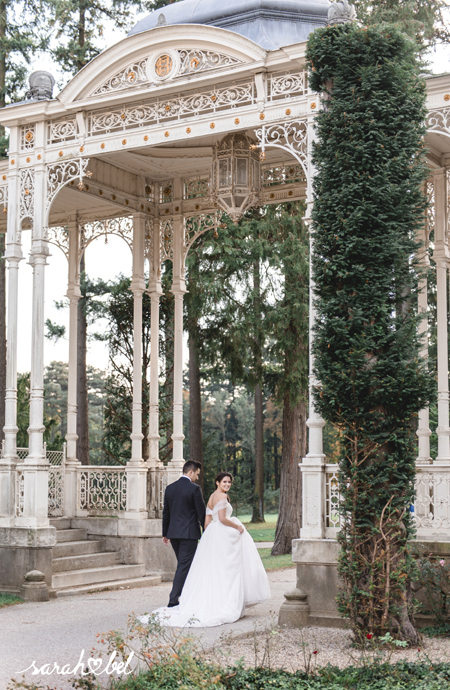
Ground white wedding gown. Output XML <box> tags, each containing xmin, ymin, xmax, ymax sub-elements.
<box><xmin>145</xmin><ymin>500</ymin><xmax>271</xmax><ymax>628</ymax></box>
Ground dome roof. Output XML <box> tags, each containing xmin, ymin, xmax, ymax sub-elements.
<box><xmin>128</xmin><ymin>0</ymin><xmax>330</xmax><ymax>51</ymax></box>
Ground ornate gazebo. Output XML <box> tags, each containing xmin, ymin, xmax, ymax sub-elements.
<box><xmin>0</xmin><ymin>0</ymin><xmax>449</xmax><ymax>618</ymax></box>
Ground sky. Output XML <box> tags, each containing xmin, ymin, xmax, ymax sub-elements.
<box><xmin>13</xmin><ymin>18</ymin><xmax>450</xmax><ymax>376</ymax></box>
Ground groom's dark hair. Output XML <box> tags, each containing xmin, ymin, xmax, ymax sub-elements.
<box><xmin>183</xmin><ymin>461</ymin><xmax>202</xmax><ymax>474</ymax></box>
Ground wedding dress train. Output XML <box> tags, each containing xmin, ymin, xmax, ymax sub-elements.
<box><xmin>145</xmin><ymin>500</ymin><xmax>271</xmax><ymax>628</ymax></box>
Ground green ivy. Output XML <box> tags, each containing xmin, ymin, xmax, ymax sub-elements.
<box><xmin>306</xmin><ymin>23</ymin><xmax>435</xmax><ymax>644</ymax></box>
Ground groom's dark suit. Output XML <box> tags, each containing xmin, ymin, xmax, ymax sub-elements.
<box><xmin>163</xmin><ymin>475</ymin><xmax>206</xmax><ymax>607</ymax></box>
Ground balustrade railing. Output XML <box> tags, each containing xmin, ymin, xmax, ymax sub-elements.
<box><xmin>76</xmin><ymin>466</ymin><xmax>127</xmax><ymax>516</ymax></box>
<box><xmin>4</xmin><ymin>443</ymin><xmax>66</xmax><ymax>518</ymax></box>
<box><xmin>324</xmin><ymin>463</ymin><xmax>450</xmax><ymax>539</ymax></box>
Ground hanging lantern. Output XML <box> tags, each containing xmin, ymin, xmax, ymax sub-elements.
<box><xmin>211</xmin><ymin>133</ymin><xmax>261</xmax><ymax>224</ymax></box>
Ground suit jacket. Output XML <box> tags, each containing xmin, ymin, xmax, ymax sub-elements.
<box><xmin>162</xmin><ymin>476</ymin><xmax>206</xmax><ymax>540</ymax></box>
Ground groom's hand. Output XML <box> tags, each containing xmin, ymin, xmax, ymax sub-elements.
<box><xmin>162</xmin><ymin>537</ymin><xmax>170</xmax><ymax>545</ymax></box>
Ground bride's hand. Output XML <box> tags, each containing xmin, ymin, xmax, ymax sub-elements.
<box><xmin>238</xmin><ymin>525</ymin><xmax>244</xmax><ymax>534</ymax></box>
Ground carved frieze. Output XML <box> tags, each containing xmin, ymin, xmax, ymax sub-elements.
<box><xmin>92</xmin><ymin>49</ymin><xmax>242</xmax><ymax>96</ymax></box>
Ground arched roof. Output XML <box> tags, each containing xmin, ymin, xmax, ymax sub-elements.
<box><xmin>129</xmin><ymin>0</ymin><xmax>330</xmax><ymax>50</ymax></box>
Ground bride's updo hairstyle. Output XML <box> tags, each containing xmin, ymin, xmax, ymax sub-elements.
<box><xmin>215</xmin><ymin>472</ymin><xmax>233</xmax><ymax>502</ymax></box>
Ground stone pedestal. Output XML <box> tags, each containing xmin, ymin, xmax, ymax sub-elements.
<box><xmin>20</xmin><ymin>570</ymin><xmax>50</xmax><ymax>602</ymax></box>
<box><xmin>0</xmin><ymin>526</ymin><xmax>56</xmax><ymax>594</ymax></box>
<box><xmin>278</xmin><ymin>587</ymin><xmax>310</xmax><ymax>627</ymax></box>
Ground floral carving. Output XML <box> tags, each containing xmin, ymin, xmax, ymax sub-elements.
<box><xmin>20</xmin><ymin>168</ymin><xmax>35</xmax><ymax>223</ymax></box>
<box><xmin>46</xmin><ymin>158</ymin><xmax>90</xmax><ymax>217</ymax></box>
<box><xmin>255</xmin><ymin>120</ymin><xmax>308</xmax><ymax>172</ymax></box>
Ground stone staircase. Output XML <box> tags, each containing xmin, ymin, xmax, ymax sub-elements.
<box><xmin>50</xmin><ymin>518</ymin><xmax>161</xmax><ymax>597</ymax></box>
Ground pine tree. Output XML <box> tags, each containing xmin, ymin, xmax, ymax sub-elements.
<box><xmin>307</xmin><ymin>22</ymin><xmax>435</xmax><ymax>643</ymax></box>
<box><xmin>262</xmin><ymin>203</ymin><xmax>309</xmax><ymax>555</ymax></box>
<box><xmin>355</xmin><ymin>0</ymin><xmax>450</xmax><ymax>49</ymax></box>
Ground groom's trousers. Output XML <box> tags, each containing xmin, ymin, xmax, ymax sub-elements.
<box><xmin>168</xmin><ymin>538</ymin><xmax>198</xmax><ymax>606</ymax></box>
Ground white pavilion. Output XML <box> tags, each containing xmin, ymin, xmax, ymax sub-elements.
<box><xmin>0</xmin><ymin>0</ymin><xmax>449</xmax><ymax>625</ymax></box>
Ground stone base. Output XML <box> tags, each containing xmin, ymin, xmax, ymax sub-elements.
<box><xmin>71</xmin><ymin>517</ymin><xmax>177</xmax><ymax>579</ymax></box>
<box><xmin>289</xmin><ymin>538</ymin><xmax>449</xmax><ymax>629</ymax></box>
<box><xmin>0</xmin><ymin>527</ymin><xmax>56</xmax><ymax>594</ymax></box>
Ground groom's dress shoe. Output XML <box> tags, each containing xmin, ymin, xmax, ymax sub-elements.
<box><xmin>167</xmin><ymin>602</ymin><xmax>178</xmax><ymax>608</ymax></box>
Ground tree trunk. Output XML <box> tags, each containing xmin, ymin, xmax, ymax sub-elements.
<box><xmin>0</xmin><ymin>233</ymin><xmax>5</xmax><ymax>443</ymax></box>
<box><xmin>252</xmin><ymin>382</ymin><xmax>265</xmax><ymax>522</ymax></box>
<box><xmin>189</xmin><ymin>323</ymin><xmax>204</xmax><ymax>491</ymax></box>
<box><xmin>77</xmin><ymin>253</ymin><xmax>89</xmax><ymax>464</ymax></box>
<box><xmin>271</xmin><ymin>395</ymin><xmax>305</xmax><ymax>555</ymax></box>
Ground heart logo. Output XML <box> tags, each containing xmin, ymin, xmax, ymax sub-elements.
<box><xmin>87</xmin><ymin>657</ymin><xmax>103</xmax><ymax>674</ymax></box>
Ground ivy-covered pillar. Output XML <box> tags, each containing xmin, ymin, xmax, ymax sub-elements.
<box><xmin>433</xmin><ymin>167</ymin><xmax>450</xmax><ymax>465</ymax></box>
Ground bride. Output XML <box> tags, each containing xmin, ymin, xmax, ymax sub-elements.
<box><xmin>148</xmin><ymin>471</ymin><xmax>271</xmax><ymax>628</ymax></box>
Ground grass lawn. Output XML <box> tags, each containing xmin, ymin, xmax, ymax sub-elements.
<box><xmin>258</xmin><ymin>547</ymin><xmax>294</xmax><ymax>571</ymax></box>
<box><xmin>0</xmin><ymin>592</ymin><xmax>23</xmax><ymax>608</ymax></box>
<box><xmin>240</xmin><ymin>513</ymin><xmax>278</xmax><ymax>542</ymax></box>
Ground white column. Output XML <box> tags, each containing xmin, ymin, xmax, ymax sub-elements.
<box><xmin>300</xmin><ymin>111</ymin><xmax>326</xmax><ymax>540</ymax></box>
<box><xmin>125</xmin><ymin>213</ymin><xmax>148</xmax><ymax>520</ymax></box>
<box><xmin>0</xmin><ymin>141</ymin><xmax>23</xmax><ymax>525</ymax></box>
<box><xmin>433</xmin><ymin>168</ymin><xmax>450</xmax><ymax>465</ymax></box>
<box><xmin>18</xmin><ymin>146</ymin><xmax>50</xmax><ymax>528</ymax></box>
<box><xmin>64</xmin><ymin>220</ymin><xmax>81</xmax><ymax>518</ymax></box>
<box><xmin>169</xmin><ymin>184</ymin><xmax>186</xmax><ymax>475</ymax></box>
<box><xmin>148</xmin><ymin>216</ymin><xmax>162</xmax><ymax>467</ymax></box>
<box><xmin>416</xmin><ymin>198</ymin><xmax>431</xmax><ymax>464</ymax></box>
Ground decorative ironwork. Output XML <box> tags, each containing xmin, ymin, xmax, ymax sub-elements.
<box><xmin>269</xmin><ymin>72</ymin><xmax>306</xmax><ymax>100</ymax></box>
<box><xmin>77</xmin><ymin>467</ymin><xmax>127</xmax><ymax>513</ymax></box>
<box><xmin>0</xmin><ymin>182</ymin><xmax>8</xmax><ymax>216</ymax></box>
<box><xmin>79</xmin><ymin>217</ymin><xmax>133</xmax><ymax>258</ymax></box>
<box><xmin>20</xmin><ymin>168</ymin><xmax>35</xmax><ymax>223</ymax></box>
<box><xmin>47</xmin><ymin>118</ymin><xmax>77</xmax><ymax>144</ymax></box>
<box><xmin>160</xmin><ymin>181</ymin><xmax>173</xmax><ymax>203</ymax></box>
<box><xmin>92</xmin><ymin>51</ymin><xmax>242</xmax><ymax>96</ymax></box>
<box><xmin>21</xmin><ymin>124</ymin><xmax>36</xmax><ymax>150</ymax></box>
<box><xmin>255</xmin><ymin>120</ymin><xmax>308</xmax><ymax>171</ymax></box>
<box><xmin>179</xmin><ymin>50</ymin><xmax>241</xmax><ymax>76</ymax></box>
<box><xmin>15</xmin><ymin>470</ymin><xmax>24</xmax><ymax>517</ymax></box>
<box><xmin>47</xmin><ymin>444</ymin><xmax>66</xmax><ymax>518</ymax></box>
<box><xmin>87</xmin><ymin>80</ymin><xmax>254</xmax><ymax>135</ymax></box>
<box><xmin>262</xmin><ymin>164</ymin><xmax>306</xmax><ymax>186</ymax></box>
<box><xmin>184</xmin><ymin>177</ymin><xmax>210</xmax><ymax>199</ymax></box>
<box><xmin>427</xmin><ymin>108</ymin><xmax>450</xmax><ymax>136</ymax></box>
<box><xmin>145</xmin><ymin>181</ymin><xmax>155</xmax><ymax>202</ymax></box>
<box><xmin>160</xmin><ymin>219</ymin><xmax>174</xmax><ymax>263</ymax></box>
<box><xmin>183</xmin><ymin>213</ymin><xmax>219</xmax><ymax>271</ymax></box>
<box><xmin>93</xmin><ymin>57</ymin><xmax>149</xmax><ymax>95</ymax></box>
<box><xmin>147</xmin><ymin>467</ymin><xmax>169</xmax><ymax>518</ymax></box>
<box><xmin>325</xmin><ymin>467</ymin><xmax>341</xmax><ymax>530</ymax></box>
<box><xmin>414</xmin><ymin>468</ymin><xmax>450</xmax><ymax>531</ymax></box>
<box><xmin>426</xmin><ymin>178</ymin><xmax>435</xmax><ymax>242</ymax></box>
<box><xmin>47</xmin><ymin>225</ymin><xmax>69</xmax><ymax>259</ymax></box>
<box><xmin>46</xmin><ymin>158</ymin><xmax>91</xmax><ymax>216</ymax></box>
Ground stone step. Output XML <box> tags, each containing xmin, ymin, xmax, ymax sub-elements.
<box><xmin>52</xmin><ymin>551</ymin><xmax>121</xmax><ymax>573</ymax></box>
<box><xmin>53</xmin><ymin>540</ymin><xmax>105</xmax><ymax>559</ymax></box>
<box><xmin>52</xmin><ymin>563</ymin><xmax>146</xmax><ymax>589</ymax></box>
<box><xmin>56</xmin><ymin>528</ymin><xmax>88</xmax><ymax>543</ymax></box>
<box><xmin>50</xmin><ymin>517</ymin><xmax>71</xmax><ymax>530</ymax></box>
<box><xmin>55</xmin><ymin>575</ymin><xmax>162</xmax><ymax>597</ymax></box>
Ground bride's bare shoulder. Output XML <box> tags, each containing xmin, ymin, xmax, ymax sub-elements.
<box><xmin>207</xmin><ymin>491</ymin><xmax>226</xmax><ymax>509</ymax></box>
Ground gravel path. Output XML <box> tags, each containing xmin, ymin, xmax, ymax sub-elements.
<box><xmin>0</xmin><ymin>569</ymin><xmax>295</xmax><ymax>690</ymax></box>
<box><xmin>207</xmin><ymin>625</ymin><xmax>450</xmax><ymax>673</ymax></box>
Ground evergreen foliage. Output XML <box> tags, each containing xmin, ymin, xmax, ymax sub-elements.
<box><xmin>354</xmin><ymin>0</ymin><xmax>450</xmax><ymax>50</ymax></box>
<box><xmin>0</xmin><ymin>0</ymin><xmax>47</xmax><ymax>155</ymax></box>
<box><xmin>307</xmin><ymin>23</ymin><xmax>435</xmax><ymax>643</ymax></box>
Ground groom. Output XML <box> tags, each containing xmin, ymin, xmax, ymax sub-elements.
<box><xmin>162</xmin><ymin>460</ymin><xmax>206</xmax><ymax>607</ymax></box>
